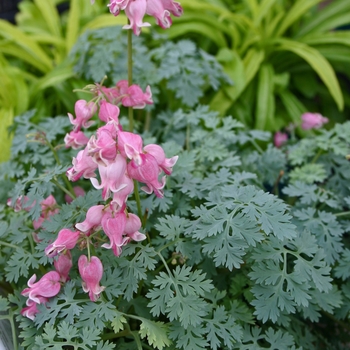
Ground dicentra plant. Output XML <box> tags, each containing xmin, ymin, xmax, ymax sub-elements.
<box><xmin>0</xmin><ymin>1</ymin><xmax>350</xmax><ymax>349</ymax></box>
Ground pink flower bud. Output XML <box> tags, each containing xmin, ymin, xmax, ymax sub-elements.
<box><xmin>301</xmin><ymin>112</ymin><xmax>329</xmax><ymax>130</ymax></box>
<box><xmin>273</xmin><ymin>131</ymin><xmax>288</xmax><ymax>148</ymax></box>
<box><xmin>78</xmin><ymin>255</ymin><xmax>105</xmax><ymax>302</ymax></box>
<box><xmin>45</xmin><ymin>229</ymin><xmax>80</xmax><ymax>258</ymax></box>
<box><xmin>54</xmin><ymin>251</ymin><xmax>73</xmax><ymax>283</ymax></box>
<box><xmin>21</xmin><ymin>271</ymin><xmax>61</xmax><ymax>304</ymax></box>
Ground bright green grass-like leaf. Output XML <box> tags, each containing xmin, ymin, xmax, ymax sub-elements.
<box><xmin>296</xmin><ymin>0</ymin><xmax>350</xmax><ymax>37</ymax></box>
<box><xmin>0</xmin><ymin>20</ymin><xmax>52</xmax><ymax>72</ymax></box>
<box><xmin>166</xmin><ymin>22</ymin><xmax>227</xmax><ymax>48</ymax></box>
<box><xmin>275</xmin><ymin>39</ymin><xmax>343</xmax><ymax>110</ymax></box>
<box><xmin>255</xmin><ymin>64</ymin><xmax>275</xmax><ymax>130</ymax></box>
<box><xmin>34</xmin><ymin>0</ymin><xmax>62</xmax><ymax>38</ymax></box>
<box><xmin>276</xmin><ymin>0</ymin><xmax>322</xmax><ymax>37</ymax></box>
<box><xmin>278</xmin><ymin>90</ymin><xmax>307</xmax><ymax>123</ymax></box>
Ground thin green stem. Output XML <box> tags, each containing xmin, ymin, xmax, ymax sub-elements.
<box><xmin>27</xmin><ymin>229</ymin><xmax>35</xmax><ymax>255</ymax></box>
<box><xmin>250</xmin><ymin>139</ymin><xmax>263</xmax><ymax>154</ymax></box>
<box><xmin>156</xmin><ymin>251</ymin><xmax>173</xmax><ymax>278</ymax></box>
<box><xmin>44</xmin><ymin>135</ymin><xmax>76</xmax><ymax>197</ymax></box>
<box><xmin>133</xmin><ymin>180</ymin><xmax>143</xmax><ymax>226</ymax></box>
<box><xmin>335</xmin><ymin>211</ymin><xmax>350</xmax><ymax>218</ymax></box>
<box><xmin>127</xmin><ymin>25</ymin><xmax>134</xmax><ymax>132</ymax></box>
<box><xmin>101</xmin><ymin>329</ymin><xmax>131</xmax><ymax>340</ymax></box>
<box><xmin>0</xmin><ymin>241</ymin><xmax>24</xmax><ymax>251</ymax></box>
<box><xmin>185</xmin><ymin>124</ymin><xmax>190</xmax><ymax>150</ymax></box>
<box><xmin>9</xmin><ymin>311</ymin><xmax>18</xmax><ymax>350</ymax></box>
<box><xmin>311</xmin><ymin>148</ymin><xmax>323</xmax><ymax>164</ymax></box>
<box><xmin>87</xmin><ymin>238</ymin><xmax>91</xmax><ymax>261</ymax></box>
<box><xmin>51</xmin><ymin>178</ymin><xmax>75</xmax><ymax>200</ymax></box>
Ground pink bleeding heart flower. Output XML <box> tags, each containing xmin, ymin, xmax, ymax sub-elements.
<box><xmin>78</xmin><ymin>255</ymin><xmax>105</xmax><ymax>302</ymax></box>
<box><xmin>301</xmin><ymin>112</ymin><xmax>329</xmax><ymax>130</ymax></box>
<box><xmin>119</xmin><ymin>84</ymin><xmax>153</xmax><ymax>109</ymax></box>
<box><xmin>143</xmin><ymin>144</ymin><xmax>178</xmax><ymax>175</ymax></box>
<box><xmin>68</xmin><ymin>100</ymin><xmax>97</xmax><ymax>131</ymax></box>
<box><xmin>274</xmin><ymin>131</ymin><xmax>288</xmax><ymax>148</ymax></box>
<box><xmin>75</xmin><ymin>205</ymin><xmax>105</xmax><ymax>235</ymax></box>
<box><xmin>125</xmin><ymin>213</ymin><xmax>146</xmax><ymax>241</ymax></box>
<box><xmin>21</xmin><ymin>296</ymin><xmax>48</xmax><ymax>320</ymax></box>
<box><xmin>21</xmin><ymin>271</ymin><xmax>61</xmax><ymax>304</ymax></box>
<box><xmin>111</xmin><ymin>175</ymin><xmax>134</xmax><ymax>210</ymax></box>
<box><xmin>32</xmin><ymin>195</ymin><xmax>59</xmax><ymax>230</ymax></box>
<box><xmin>67</xmin><ymin>147</ymin><xmax>98</xmax><ymax>182</ymax></box>
<box><xmin>45</xmin><ymin>228</ymin><xmax>80</xmax><ymax>258</ymax></box>
<box><xmin>87</xmin><ymin>125</ymin><xmax>117</xmax><ymax>166</ymax></box>
<box><xmin>108</xmin><ymin>0</ymin><xmax>130</xmax><ymax>16</ymax></box>
<box><xmin>98</xmin><ymin>100</ymin><xmax>120</xmax><ymax>125</ymax></box>
<box><xmin>64</xmin><ymin>130</ymin><xmax>89</xmax><ymax>149</ymax></box>
<box><xmin>54</xmin><ymin>250</ymin><xmax>73</xmax><ymax>283</ymax></box>
<box><xmin>146</xmin><ymin>0</ymin><xmax>173</xmax><ymax>28</ymax></box>
<box><xmin>65</xmin><ymin>186</ymin><xmax>85</xmax><ymax>204</ymax></box>
<box><xmin>161</xmin><ymin>0</ymin><xmax>183</xmax><ymax>17</ymax></box>
<box><xmin>101</xmin><ymin>210</ymin><xmax>128</xmax><ymax>256</ymax></box>
<box><xmin>127</xmin><ymin>152</ymin><xmax>166</xmax><ymax>198</ymax></box>
<box><xmin>122</xmin><ymin>0</ymin><xmax>151</xmax><ymax>36</ymax></box>
<box><xmin>91</xmin><ymin>154</ymin><xmax>132</xmax><ymax>200</ymax></box>
<box><xmin>7</xmin><ymin>195</ymin><xmax>32</xmax><ymax>212</ymax></box>
<box><xmin>117</xmin><ymin>130</ymin><xmax>143</xmax><ymax>159</ymax></box>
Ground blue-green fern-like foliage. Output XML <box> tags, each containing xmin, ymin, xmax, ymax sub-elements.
<box><xmin>0</xmin><ymin>104</ymin><xmax>350</xmax><ymax>349</ymax></box>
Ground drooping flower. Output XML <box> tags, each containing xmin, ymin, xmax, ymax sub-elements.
<box><xmin>98</xmin><ymin>100</ymin><xmax>120</xmax><ymax>125</ymax></box>
<box><xmin>68</xmin><ymin>100</ymin><xmax>97</xmax><ymax>131</ymax></box>
<box><xmin>21</xmin><ymin>296</ymin><xmax>48</xmax><ymax>320</ymax></box>
<box><xmin>64</xmin><ymin>130</ymin><xmax>89</xmax><ymax>149</ymax></box>
<box><xmin>32</xmin><ymin>195</ymin><xmax>59</xmax><ymax>230</ymax></box>
<box><xmin>90</xmin><ymin>154</ymin><xmax>133</xmax><ymax>200</ymax></box>
<box><xmin>45</xmin><ymin>229</ymin><xmax>81</xmax><ymax>258</ymax></box>
<box><xmin>143</xmin><ymin>144</ymin><xmax>178</xmax><ymax>175</ymax></box>
<box><xmin>21</xmin><ymin>271</ymin><xmax>61</xmax><ymax>304</ymax></box>
<box><xmin>106</xmin><ymin>0</ymin><xmax>183</xmax><ymax>35</ymax></box>
<box><xmin>54</xmin><ymin>250</ymin><xmax>73</xmax><ymax>283</ymax></box>
<box><xmin>122</xmin><ymin>0</ymin><xmax>151</xmax><ymax>36</ymax></box>
<box><xmin>115</xmin><ymin>80</ymin><xmax>153</xmax><ymax>109</ymax></box>
<box><xmin>75</xmin><ymin>205</ymin><xmax>105</xmax><ymax>235</ymax></box>
<box><xmin>101</xmin><ymin>210</ymin><xmax>129</xmax><ymax>256</ymax></box>
<box><xmin>124</xmin><ymin>213</ymin><xmax>146</xmax><ymax>241</ymax></box>
<box><xmin>127</xmin><ymin>152</ymin><xmax>166</xmax><ymax>197</ymax></box>
<box><xmin>78</xmin><ymin>255</ymin><xmax>105</xmax><ymax>302</ymax></box>
<box><xmin>87</xmin><ymin>125</ymin><xmax>117</xmax><ymax>166</ymax></box>
<box><xmin>273</xmin><ymin>131</ymin><xmax>288</xmax><ymax>148</ymax></box>
<box><xmin>66</xmin><ymin>147</ymin><xmax>98</xmax><ymax>182</ymax></box>
<box><xmin>301</xmin><ymin>112</ymin><xmax>329</xmax><ymax>130</ymax></box>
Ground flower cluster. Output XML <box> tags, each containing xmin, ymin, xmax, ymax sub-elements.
<box><xmin>91</xmin><ymin>0</ymin><xmax>183</xmax><ymax>36</ymax></box>
<box><xmin>19</xmin><ymin>80</ymin><xmax>178</xmax><ymax>319</ymax></box>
